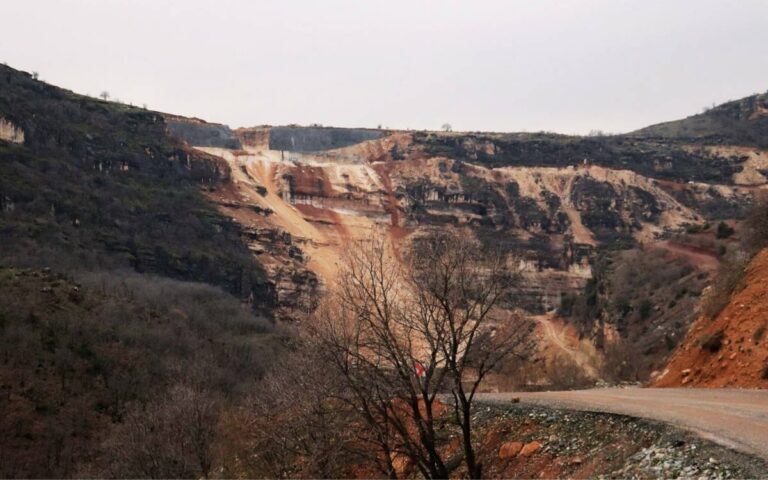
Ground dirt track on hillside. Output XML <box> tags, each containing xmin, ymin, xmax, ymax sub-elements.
<box><xmin>533</xmin><ymin>315</ymin><xmax>599</xmax><ymax>378</ymax></box>
<box><xmin>654</xmin><ymin>240</ymin><xmax>719</xmax><ymax>271</ymax></box>
<box><xmin>477</xmin><ymin>388</ymin><xmax>768</xmax><ymax>460</ymax></box>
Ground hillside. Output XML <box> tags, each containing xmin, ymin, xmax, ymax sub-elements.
<box><xmin>4</xmin><ymin>61</ymin><xmax>766</xmax><ymax>380</ymax></box>
<box><xmin>655</xmin><ymin>248</ymin><xmax>768</xmax><ymax>388</ymax></box>
<box><xmin>632</xmin><ymin>91</ymin><xmax>768</xmax><ymax>148</ymax></box>
<box><xmin>3</xmin><ymin>60</ymin><xmax>768</xmax><ymax>478</ymax></box>
<box><xmin>0</xmin><ymin>267</ymin><xmax>281</xmax><ymax>477</ymax></box>
<box><xmin>165</xmin><ymin>116</ymin><xmax>766</xmax><ymax>380</ymax></box>
<box><xmin>0</xmin><ymin>66</ymin><xmax>286</xmax><ymax>477</ymax></box>
<box><xmin>0</xmin><ymin>64</ymin><xmax>274</xmax><ymax>315</ymax></box>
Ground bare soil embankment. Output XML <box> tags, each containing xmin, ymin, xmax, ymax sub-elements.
<box><xmin>655</xmin><ymin>248</ymin><xmax>768</xmax><ymax>388</ymax></box>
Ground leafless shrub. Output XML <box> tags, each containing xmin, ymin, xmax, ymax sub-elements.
<box><xmin>702</xmin><ymin>254</ymin><xmax>748</xmax><ymax>319</ymax></box>
<box><xmin>215</xmin><ymin>342</ymin><xmax>360</xmax><ymax>479</ymax></box>
<box><xmin>742</xmin><ymin>196</ymin><xmax>768</xmax><ymax>254</ymax></box>
<box><xmin>0</xmin><ymin>268</ymin><xmax>278</xmax><ymax>477</ymax></box>
<box><xmin>89</xmin><ymin>385</ymin><xmax>218</xmax><ymax>479</ymax></box>
<box><xmin>546</xmin><ymin>354</ymin><xmax>594</xmax><ymax>390</ymax></box>
<box><xmin>600</xmin><ymin>340</ymin><xmax>643</xmax><ymax>382</ymax></box>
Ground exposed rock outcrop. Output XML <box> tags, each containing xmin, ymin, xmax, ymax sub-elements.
<box><xmin>163</xmin><ymin>123</ymin><xmax>764</xmax><ymax>325</ymax></box>
<box><xmin>269</xmin><ymin>126</ymin><xmax>384</xmax><ymax>152</ymax></box>
<box><xmin>0</xmin><ymin>117</ymin><xmax>24</xmax><ymax>144</ymax></box>
<box><xmin>165</xmin><ymin>115</ymin><xmax>242</xmax><ymax>149</ymax></box>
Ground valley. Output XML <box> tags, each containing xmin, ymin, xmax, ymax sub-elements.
<box><xmin>166</xmin><ymin>110</ymin><xmax>767</xmax><ymax>385</ymax></box>
<box><xmin>2</xmin><ymin>61</ymin><xmax>768</xmax><ymax>478</ymax></box>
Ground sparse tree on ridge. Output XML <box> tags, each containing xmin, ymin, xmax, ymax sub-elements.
<box><xmin>100</xmin><ymin>91</ymin><xmax>110</xmax><ymax>101</ymax></box>
<box><xmin>441</xmin><ymin>123</ymin><xmax>452</xmax><ymax>132</ymax></box>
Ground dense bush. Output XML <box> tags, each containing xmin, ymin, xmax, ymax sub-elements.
<box><xmin>564</xmin><ymin>247</ymin><xmax>707</xmax><ymax>379</ymax></box>
<box><xmin>716</xmin><ymin>221</ymin><xmax>735</xmax><ymax>239</ymax></box>
<box><xmin>545</xmin><ymin>354</ymin><xmax>596</xmax><ymax>390</ymax></box>
<box><xmin>638</xmin><ymin>299</ymin><xmax>653</xmax><ymax>320</ymax></box>
<box><xmin>0</xmin><ymin>268</ymin><xmax>282</xmax><ymax>478</ymax></box>
<box><xmin>702</xmin><ymin>254</ymin><xmax>749</xmax><ymax>319</ymax></box>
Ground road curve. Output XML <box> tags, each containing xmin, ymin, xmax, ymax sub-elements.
<box><xmin>477</xmin><ymin>388</ymin><xmax>768</xmax><ymax>460</ymax></box>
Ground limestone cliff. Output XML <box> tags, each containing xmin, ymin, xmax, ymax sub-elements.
<box><xmin>165</xmin><ymin>121</ymin><xmax>766</xmax><ymax>324</ymax></box>
<box><xmin>0</xmin><ymin>117</ymin><xmax>24</xmax><ymax>144</ymax></box>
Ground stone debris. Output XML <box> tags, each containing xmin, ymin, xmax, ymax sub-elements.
<box><xmin>612</xmin><ymin>444</ymin><xmax>737</xmax><ymax>479</ymax></box>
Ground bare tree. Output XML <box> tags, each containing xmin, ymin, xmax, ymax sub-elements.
<box><xmin>408</xmin><ymin>231</ymin><xmax>530</xmax><ymax>478</ymax></box>
<box><xmin>310</xmin><ymin>228</ymin><xmax>530</xmax><ymax>478</ymax></box>
<box><xmin>93</xmin><ymin>385</ymin><xmax>218</xmax><ymax>479</ymax></box>
<box><xmin>99</xmin><ymin>91</ymin><xmax>110</xmax><ymax>101</ymax></box>
<box><xmin>441</xmin><ymin>123</ymin><xmax>452</xmax><ymax>132</ymax></box>
<box><xmin>31</xmin><ymin>71</ymin><xmax>39</xmax><ymax>80</ymax></box>
<box><xmin>221</xmin><ymin>343</ymin><xmax>362</xmax><ymax>479</ymax></box>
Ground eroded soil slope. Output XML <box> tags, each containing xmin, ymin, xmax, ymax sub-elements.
<box><xmin>655</xmin><ymin>248</ymin><xmax>768</xmax><ymax>388</ymax></box>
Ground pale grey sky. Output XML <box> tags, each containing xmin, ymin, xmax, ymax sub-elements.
<box><xmin>3</xmin><ymin>0</ymin><xmax>767</xmax><ymax>134</ymax></box>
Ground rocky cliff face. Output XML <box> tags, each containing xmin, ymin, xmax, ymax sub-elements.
<box><xmin>165</xmin><ymin>121</ymin><xmax>766</xmax><ymax>323</ymax></box>
<box><xmin>0</xmin><ymin>64</ymin><xmax>274</xmax><ymax>317</ymax></box>
<box><xmin>0</xmin><ymin>117</ymin><xmax>24</xmax><ymax>144</ymax></box>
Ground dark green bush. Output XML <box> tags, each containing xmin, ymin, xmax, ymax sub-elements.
<box><xmin>639</xmin><ymin>299</ymin><xmax>653</xmax><ymax>320</ymax></box>
<box><xmin>716</xmin><ymin>221</ymin><xmax>735</xmax><ymax>239</ymax></box>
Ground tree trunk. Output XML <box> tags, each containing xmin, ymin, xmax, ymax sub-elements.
<box><xmin>462</xmin><ymin>401</ymin><xmax>481</xmax><ymax>478</ymax></box>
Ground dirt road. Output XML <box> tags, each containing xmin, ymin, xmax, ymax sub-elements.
<box><xmin>654</xmin><ymin>240</ymin><xmax>720</xmax><ymax>271</ymax></box>
<box><xmin>477</xmin><ymin>388</ymin><xmax>768</xmax><ymax>460</ymax></box>
<box><xmin>533</xmin><ymin>314</ymin><xmax>599</xmax><ymax>378</ymax></box>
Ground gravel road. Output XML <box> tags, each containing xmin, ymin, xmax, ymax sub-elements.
<box><xmin>477</xmin><ymin>387</ymin><xmax>768</xmax><ymax>460</ymax></box>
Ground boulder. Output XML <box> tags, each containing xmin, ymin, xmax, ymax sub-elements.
<box><xmin>499</xmin><ymin>441</ymin><xmax>524</xmax><ymax>459</ymax></box>
<box><xmin>520</xmin><ymin>441</ymin><xmax>542</xmax><ymax>456</ymax></box>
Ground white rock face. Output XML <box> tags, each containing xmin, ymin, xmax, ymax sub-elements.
<box><xmin>0</xmin><ymin>117</ymin><xmax>24</xmax><ymax>144</ymax></box>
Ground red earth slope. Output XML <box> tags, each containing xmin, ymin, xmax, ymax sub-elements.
<box><xmin>655</xmin><ymin>249</ymin><xmax>768</xmax><ymax>388</ymax></box>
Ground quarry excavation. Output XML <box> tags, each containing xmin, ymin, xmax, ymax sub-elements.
<box><xmin>3</xmin><ymin>2</ymin><xmax>768</xmax><ymax>478</ymax></box>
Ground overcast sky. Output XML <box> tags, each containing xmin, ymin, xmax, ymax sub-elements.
<box><xmin>3</xmin><ymin>0</ymin><xmax>768</xmax><ymax>134</ymax></box>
